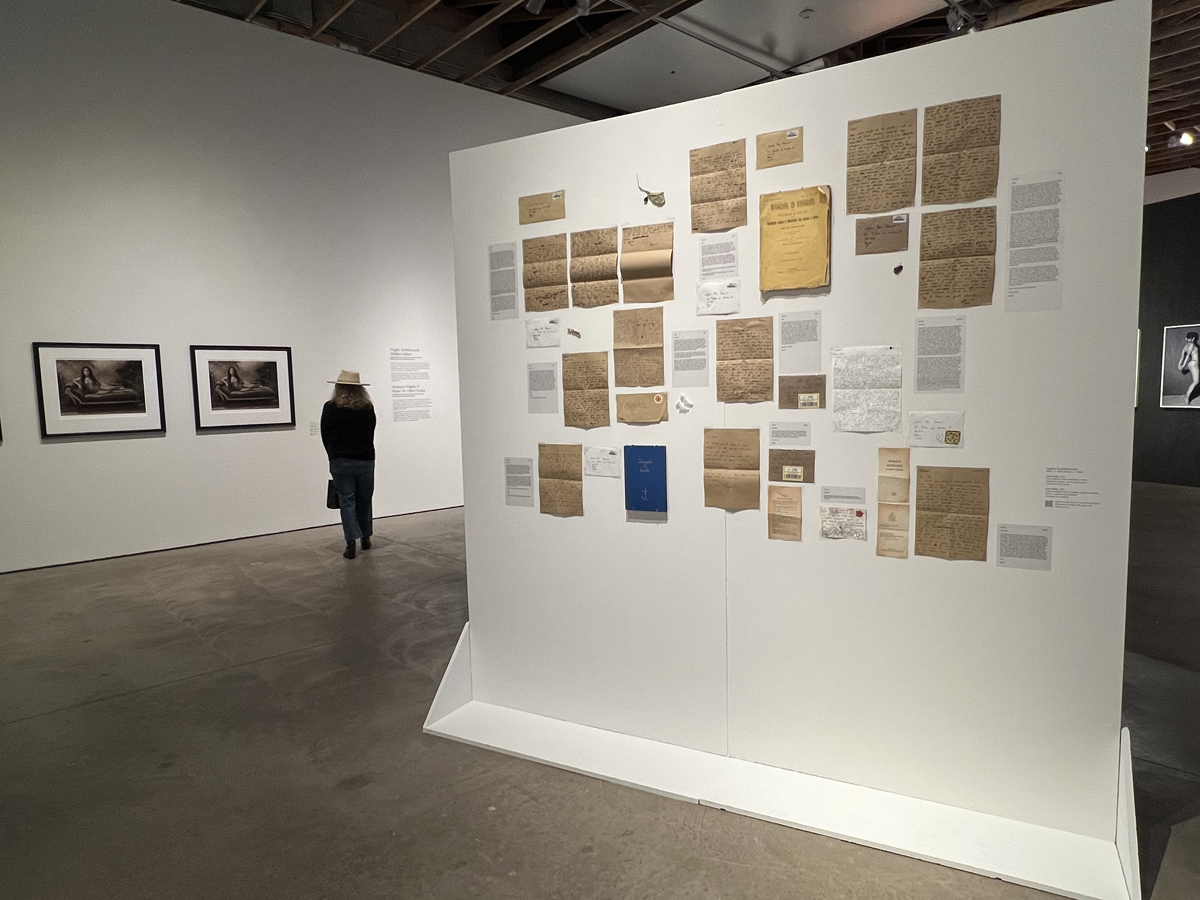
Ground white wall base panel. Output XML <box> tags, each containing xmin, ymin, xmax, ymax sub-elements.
<box><xmin>426</xmin><ymin>624</ymin><xmax>1133</xmax><ymax>900</ymax></box>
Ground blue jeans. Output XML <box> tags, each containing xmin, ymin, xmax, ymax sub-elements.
<box><xmin>329</xmin><ymin>458</ymin><xmax>374</xmax><ymax>543</ymax></box>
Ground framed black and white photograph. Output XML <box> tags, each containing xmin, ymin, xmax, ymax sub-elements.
<box><xmin>32</xmin><ymin>342</ymin><xmax>166</xmax><ymax>438</ymax></box>
<box><xmin>190</xmin><ymin>345</ymin><xmax>295</xmax><ymax>431</ymax></box>
<box><xmin>1160</xmin><ymin>324</ymin><xmax>1200</xmax><ymax>407</ymax></box>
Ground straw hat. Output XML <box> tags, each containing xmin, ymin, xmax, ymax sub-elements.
<box><xmin>328</xmin><ymin>369</ymin><xmax>370</xmax><ymax>385</ymax></box>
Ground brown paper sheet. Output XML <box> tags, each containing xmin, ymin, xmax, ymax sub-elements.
<box><xmin>778</xmin><ymin>374</ymin><xmax>826</xmax><ymax>409</ymax></box>
<box><xmin>570</xmin><ymin>227</ymin><xmax>619</xmax><ymax>308</ymax></box>
<box><xmin>768</xmin><ymin>449</ymin><xmax>815</xmax><ymax>484</ymax></box>
<box><xmin>703</xmin><ymin>427</ymin><xmax>760</xmax><ymax>510</ymax></box>
<box><xmin>846</xmin><ymin>109</ymin><xmax>917</xmax><ymax>214</ymax></box>
<box><xmin>919</xmin><ymin>206</ymin><xmax>996</xmax><ymax>309</ymax></box>
<box><xmin>613</xmin><ymin>307</ymin><xmax>664</xmax><ymax>388</ymax></box>
<box><xmin>715</xmin><ymin>317</ymin><xmax>773</xmax><ymax>403</ymax></box>
<box><xmin>620</xmin><ymin>223</ymin><xmax>674</xmax><ymax>304</ymax></box>
<box><xmin>690</xmin><ymin>140</ymin><xmax>747</xmax><ymax>233</ymax></box>
<box><xmin>767</xmin><ymin>485</ymin><xmax>803</xmax><ymax>541</ymax></box>
<box><xmin>756</xmin><ymin>127</ymin><xmax>804</xmax><ymax>169</ymax></box>
<box><xmin>538</xmin><ymin>443</ymin><xmax>583</xmax><ymax>516</ymax></box>
<box><xmin>877</xmin><ymin>502</ymin><xmax>910</xmax><ymax>558</ymax></box>
<box><xmin>914</xmin><ymin>465</ymin><xmax>990</xmax><ymax>561</ymax></box>
<box><xmin>519</xmin><ymin>190</ymin><xmax>566</xmax><ymax>225</ymax></box>
<box><xmin>522</xmin><ymin>234</ymin><xmax>569</xmax><ymax>312</ymax></box>
<box><xmin>562</xmin><ymin>351</ymin><xmax>610</xmax><ymax>429</ymax></box>
<box><xmin>855</xmin><ymin>214</ymin><xmax>909</xmax><ymax>255</ymax></box>
<box><xmin>922</xmin><ymin>95</ymin><xmax>1001</xmax><ymax>205</ymax></box>
<box><xmin>759</xmin><ymin>186</ymin><xmax>831</xmax><ymax>292</ymax></box>
<box><xmin>616</xmin><ymin>392</ymin><xmax>668</xmax><ymax>424</ymax></box>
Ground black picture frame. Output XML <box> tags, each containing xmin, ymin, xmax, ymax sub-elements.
<box><xmin>32</xmin><ymin>342</ymin><xmax>167</xmax><ymax>439</ymax></box>
<box><xmin>189</xmin><ymin>344</ymin><xmax>296</xmax><ymax>431</ymax></box>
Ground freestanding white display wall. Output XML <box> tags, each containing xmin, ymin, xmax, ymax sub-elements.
<box><xmin>429</xmin><ymin>2</ymin><xmax>1149</xmax><ymax>897</ymax></box>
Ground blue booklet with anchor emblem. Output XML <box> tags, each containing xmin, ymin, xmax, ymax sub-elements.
<box><xmin>623</xmin><ymin>445</ymin><xmax>666</xmax><ymax>513</ymax></box>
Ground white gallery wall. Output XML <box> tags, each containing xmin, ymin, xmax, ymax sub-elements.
<box><xmin>0</xmin><ymin>0</ymin><xmax>577</xmax><ymax>573</ymax></box>
<box><xmin>446</xmin><ymin>1</ymin><xmax>1148</xmax><ymax>893</ymax></box>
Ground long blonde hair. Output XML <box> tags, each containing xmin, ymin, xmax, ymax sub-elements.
<box><xmin>332</xmin><ymin>383</ymin><xmax>372</xmax><ymax>409</ymax></box>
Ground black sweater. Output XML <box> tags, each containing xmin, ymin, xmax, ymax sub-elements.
<box><xmin>321</xmin><ymin>402</ymin><xmax>376</xmax><ymax>461</ymax></box>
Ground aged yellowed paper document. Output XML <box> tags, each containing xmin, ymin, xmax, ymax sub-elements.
<box><xmin>756</xmin><ymin>127</ymin><xmax>804</xmax><ymax>169</ymax></box>
<box><xmin>613</xmin><ymin>306</ymin><xmax>664</xmax><ymax>388</ymax></box>
<box><xmin>538</xmin><ymin>443</ymin><xmax>583</xmax><ymax>516</ymax></box>
<box><xmin>856</xmin><ymin>213</ymin><xmax>909</xmax><ymax>255</ymax></box>
<box><xmin>922</xmin><ymin>95</ymin><xmax>1001</xmax><ymax>205</ymax></box>
<box><xmin>562</xmin><ymin>351</ymin><xmax>610</xmax><ymax>429</ymax></box>
<box><xmin>690</xmin><ymin>139</ymin><xmax>747</xmax><ymax>233</ymax></box>
<box><xmin>768</xmin><ymin>448</ymin><xmax>815</xmax><ymax>484</ymax></box>
<box><xmin>620</xmin><ymin>223</ymin><xmax>674</xmax><ymax>304</ymax></box>
<box><xmin>878</xmin><ymin>447</ymin><xmax>911</xmax><ymax>503</ymax></box>
<box><xmin>519</xmin><ymin>190</ymin><xmax>566</xmax><ymax>225</ymax></box>
<box><xmin>846</xmin><ymin>109</ymin><xmax>917</xmax><ymax>214</ymax></box>
<box><xmin>919</xmin><ymin>206</ymin><xmax>996</xmax><ymax>309</ymax></box>
<box><xmin>616</xmin><ymin>391</ymin><xmax>668</xmax><ymax>423</ymax></box>
<box><xmin>778</xmin><ymin>374</ymin><xmax>826</xmax><ymax>410</ymax></box>
<box><xmin>716</xmin><ymin>316</ymin><xmax>773</xmax><ymax>403</ymax></box>
<box><xmin>522</xmin><ymin>233</ymin><xmax>569</xmax><ymax>312</ymax></box>
<box><xmin>877</xmin><ymin>502</ymin><xmax>911</xmax><ymax>558</ymax></box>
<box><xmin>759</xmin><ymin>187</ymin><xmax>831</xmax><ymax>292</ymax></box>
<box><xmin>569</xmin><ymin>227</ymin><xmax>619</xmax><ymax>308</ymax></box>
<box><xmin>877</xmin><ymin>448</ymin><xmax>911</xmax><ymax>559</ymax></box>
<box><xmin>767</xmin><ymin>485</ymin><xmax>803</xmax><ymax>541</ymax></box>
<box><xmin>914</xmin><ymin>465</ymin><xmax>990</xmax><ymax>561</ymax></box>
<box><xmin>703</xmin><ymin>427</ymin><xmax>760</xmax><ymax>510</ymax></box>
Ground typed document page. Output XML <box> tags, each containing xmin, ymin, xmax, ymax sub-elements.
<box><xmin>488</xmin><ymin>242</ymin><xmax>518</xmax><ymax>320</ymax></box>
<box><xmin>1007</xmin><ymin>171</ymin><xmax>1064</xmax><ymax>312</ymax></box>
<box><xmin>671</xmin><ymin>330</ymin><xmax>709</xmax><ymax>388</ymax></box>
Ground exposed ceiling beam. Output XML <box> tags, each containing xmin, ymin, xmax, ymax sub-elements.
<box><xmin>1149</xmin><ymin>85</ymin><xmax>1200</xmax><ymax>112</ymax></box>
<box><xmin>1150</xmin><ymin>60</ymin><xmax>1200</xmax><ymax>90</ymax></box>
<box><xmin>245</xmin><ymin>0</ymin><xmax>270</xmax><ymax>22</ymax></box>
<box><xmin>500</xmin><ymin>0</ymin><xmax>700</xmax><ymax>96</ymax></box>
<box><xmin>1149</xmin><ymin>102</ymin><xmax>1200</xmax><ymax>126</ymax></box>
<box><xmin>413</xmin><ymin>0</ymin><xmax>526</xmax><ymax>71</ymax></box>
<box><xmin>1152</xmin><ymin>12</ymin><xmax>1200</xmax><ymax>43</ymax></box>
<box><xmin>458</xmin><ymin>6</ymin><xmax>582</xmax><ymax>84</ymax></box>
<box><xmin>1150</xmin><ymin>46</ymin><xmax>1200</xmax><ymax>77</ymax></box>
<box><xmin>1154</xmin><ymin>0</ymin><xmax>1200</xmax><ymax>22</ymax></box>
<box><xmin>984</xmin><ymin>0</ymin><xmax>1090</xmax><ymax>28</ymax></box>
<box><xmin>311</xmin><ymin>0</ymin><xmax>359</xmax><ymax>37</ymax></box>
<box><xmin>369</xmin><ymin>0</ymin><xmax>444</xmax><ymax>56</ymax></box>
<box><xmin>1150</xmin><ymin>31</ymin><xmax>1200</xmax><ymax>61</ymax></box>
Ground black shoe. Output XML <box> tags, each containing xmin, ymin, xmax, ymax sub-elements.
<box><xmin>343</xmin><ymin>542</ymin><xmax>357</xmax><ymax>560</ymax></box>
<box><xmin>361</xmin><ymin>536</ymin><xmax>372</xmax><ymax>551</ymax></box>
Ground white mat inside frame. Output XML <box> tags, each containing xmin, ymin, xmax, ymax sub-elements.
<box><xmin>426</xmin><ymin>623</ymin><xmax>1138</xmax><ymax>900</ymax></box>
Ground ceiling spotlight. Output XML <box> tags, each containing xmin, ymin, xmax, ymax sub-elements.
<box><xmin>1183</xmin><ymin>131</ymin><xmax>1194</xmax><ymax>146</ymax></box>
<box><xmin>1168</xmin><ymin>130</ymin><xmax>1195</xmax><ymax>148</ymax></box>
<box><xmin>525</xmin><ymin>0</ymin><xmax>547</xmax><ymax>12</ymax></box>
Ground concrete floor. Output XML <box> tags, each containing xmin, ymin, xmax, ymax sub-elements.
<box><xmin>0</xmin><ymin>508</ymin><xmax>1064</xmax><ymax>900</ymax></box>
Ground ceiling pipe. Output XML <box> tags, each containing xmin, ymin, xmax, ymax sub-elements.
<box><xmin>603</xmin><ymin>0</ymin><xmax>790</xmax><ymax>80</ymax></box>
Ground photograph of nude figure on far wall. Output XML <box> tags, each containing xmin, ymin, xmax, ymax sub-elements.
<box><xmin>1161</xmin><ymin>324</ymin><xmax>1200</xmax><ymax>407</ymax></box>
<box><xmin>207</xmin><ymin>360</ymin><xmax>280</xmax><ymax>410</ymax></box>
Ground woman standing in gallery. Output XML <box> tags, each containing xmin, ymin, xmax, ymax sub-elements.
<box><xmin>1179</xmin><ymin>332</ymin><xmax>1200</xmax><ymax>404</ymax></box>
<box><xmin>321</xmin><ymin>370</ymin><xmax>376</xmax><ymax>559</ymax></box>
